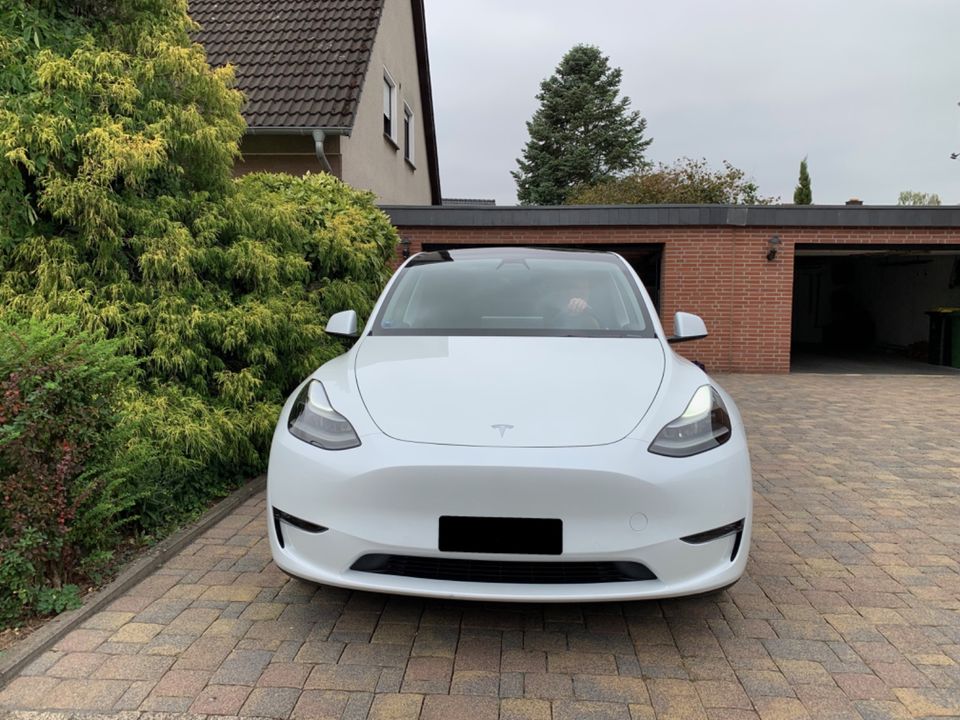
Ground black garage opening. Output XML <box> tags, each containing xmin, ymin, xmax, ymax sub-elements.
<box><xmin>791</xmin><ymin>244</ymin><xmax>960</xmax><ymax>373</ymax></box>
<box><xmin>419</xmin><ymin>242</ymin><xmax>664</xmax><ymax>310</ymax></box>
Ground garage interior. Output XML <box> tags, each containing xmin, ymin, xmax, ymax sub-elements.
<box><xmin>791</xmin><ymin>245</ymin><xmax>960</xmax><ymax>373</ymax></box>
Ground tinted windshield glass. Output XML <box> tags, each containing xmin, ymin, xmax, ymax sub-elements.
<box><xmin>372</xmin><ymin>251</ymin><xmax>656</xmax><ymax>337</ymax></box>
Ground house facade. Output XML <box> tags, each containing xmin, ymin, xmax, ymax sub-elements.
<box><xmin>191</xmin><ymin>0</ymin><xmax>440</xmax><ymax>205</ymax></box>
<box><xmin>383</xmin><ymin>204</ymin><xmax>960</xmax><ymax>373</ymax></box>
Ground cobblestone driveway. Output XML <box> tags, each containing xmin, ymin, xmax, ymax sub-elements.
<box><xmin>3</xmin><ymin>374</ymin><xmax>960</xmax><ymax>720</ymax></box>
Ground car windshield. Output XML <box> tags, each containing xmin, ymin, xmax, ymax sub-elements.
<box><xmin>372</xmin><ymin>250</ymin><xmax>656</xmax><ymax>337</ymax></box>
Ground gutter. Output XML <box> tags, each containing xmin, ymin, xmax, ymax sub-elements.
<box><xmin>245</xmin><ymin>126</ymin><xmax>352</xmax><ymax>174</ymax></box>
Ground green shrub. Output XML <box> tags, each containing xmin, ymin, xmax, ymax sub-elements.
<box><xmin>0</xmin><ymin>316</ymin><xmax>150</xmax><ymax>625</ymax></box>
<box><xmin>0</xmin><ymin>0</ymin><xmax>399</xmax><ymax>533</ymax></box>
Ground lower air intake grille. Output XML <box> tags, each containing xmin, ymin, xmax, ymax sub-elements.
<box><xmin>350</xmin><ymin>555</ymin><xmax>656</xmax><ymax>584</ymax></box>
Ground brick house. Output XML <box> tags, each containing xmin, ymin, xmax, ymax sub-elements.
<box><xmin>190</xmin><ymin>0</ymin><xmax>441</xmax><ymax>205</ymax></box>
<box><xmin>383</xmin><ymin>204</ymin><xmax>960</xmax><ymax>373</ymax></box>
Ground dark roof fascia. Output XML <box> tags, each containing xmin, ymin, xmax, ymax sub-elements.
<box><xmin>411</xmin><ymin>0</ymin><xmax>442</xmax><ymax>205</ymax></box>
<box><xmin>380</xmin><ymin>204</ymin><xmax>960</xmax><ymax>229</ymax></box>
<box><xmin>245</xmin><ymin>126</ymin><xmax>353</xmax><ymax>135</ymax></box>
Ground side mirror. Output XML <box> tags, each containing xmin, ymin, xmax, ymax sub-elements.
<box><xmin>668</xmin><ymin>312</ymin><xmax>708</xmax><ymax>343</ymax></box>
<box><xmin>325</xmin><ymin>310</ymin><xmax>359</xmax><ymax>338</ymax></box>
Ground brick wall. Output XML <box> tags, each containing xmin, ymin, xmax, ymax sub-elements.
<box><xmin>391</xmin><ymin>225</ymin><xmax>960</xmax><ymax>373</ymax></box>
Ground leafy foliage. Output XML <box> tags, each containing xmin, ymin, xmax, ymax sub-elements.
<box><xmin>898</xmin><ymin>190</ymin><xmax>941</xmax><ymax>206</ymax></box>
<box><xmin>513</xmin><ymin>45</ymin><xmax>652</xmax><ymax>206</ymax></box>
<box><xmin>568</xmin><ymin>157</ymin><xmax>776</xmax><ymax>205</ymax></box>
<box><xmin>794</xmin><ymin>157</ymin><xmax>812</xmax><ymax>205</ymax></box>
<box><xmin>0</xmin><ymin>0</ymin><xmax>399</xmax><ymax>626</ymax></box>
<box><xmin>0</xmin><ymin>316</ymin><xmax>146</xmax><ymax>625</ymax></box>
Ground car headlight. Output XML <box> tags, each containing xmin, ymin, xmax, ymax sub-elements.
<box><xmin>288</xmin><ymin>380</ymin><xmax>361</xmax><ymax>450</ymax></box>
<box><xmin>648</xmin><ymin>385</ymin><xmax>731</xmax><ymax>457</ymax></box>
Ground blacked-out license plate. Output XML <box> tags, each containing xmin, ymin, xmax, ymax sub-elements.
<box><xmin>438</xmin><ymin>516</ymin><xmax>562</xmax><ymax>555</ymax></box>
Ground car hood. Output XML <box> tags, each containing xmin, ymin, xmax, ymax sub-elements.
<box><xmin>354</xmin><ymin>336</ymin><xmax>665</xmax><ymax>447</ymax></box>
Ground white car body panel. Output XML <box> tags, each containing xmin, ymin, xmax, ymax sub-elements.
<box><xmin>355</xmin><ymin>336</ymin><xmax>665</xmax><ymax>447</ymax></box>
<box><xmin>267</xmin><ymin>248</ymin><xmax>753</xmax><ymax>602</ymax></box>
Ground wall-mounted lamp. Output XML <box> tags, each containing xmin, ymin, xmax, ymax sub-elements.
<box><xmin>400</xmin><ymin>237</ymin><xmax>412</xmax><ymax>259</ymax></box>
<box><xmin>766</xmin><ymin>234</ymin><xmax>781</xmax><ymax>262</ymax></box>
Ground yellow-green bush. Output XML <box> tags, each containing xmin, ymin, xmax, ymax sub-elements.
<box><xmin>0</xmin><ymin>0</ymin><xmax>398</xmax><ymax>623</ymax></box>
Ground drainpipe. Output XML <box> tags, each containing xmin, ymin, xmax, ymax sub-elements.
<box><xmin>311</xmin><ymin>130</ymin><xmax>332</xmax><ymax>174</ymax></box>
<box><xmin>244</xmin><ymin>126</ymin><xmax>351</xmax><ymax>174</ymax></box>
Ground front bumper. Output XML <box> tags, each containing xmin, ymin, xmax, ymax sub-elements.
<box><xmin>266</xmin><ymin>429</ymin><xmax>752</xmax><ymax>602</ymax></box>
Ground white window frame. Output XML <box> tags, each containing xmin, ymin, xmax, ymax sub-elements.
<box><xmin>383</xmin><ymin>69</ymin><xmax>398</xmax><ymax>145</ymax></box>
<box><xmin>403</xmin><ymin>102</ymin><xmax>415</xmax><ymax>167</ymax></box>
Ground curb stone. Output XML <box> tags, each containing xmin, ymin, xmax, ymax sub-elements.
<box><xmin>0</xmin><ymin>475</ymin><xmax>267</xmax><ymax>690</ymax></box>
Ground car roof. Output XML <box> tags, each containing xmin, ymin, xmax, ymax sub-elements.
<box><xmin>407</xmin><ymin>247</ymin><xmax>617</xmax><ymax>266</ymax></box>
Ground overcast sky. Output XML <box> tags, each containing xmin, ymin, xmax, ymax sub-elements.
<box><xmin>423</xmin><ymin>0</ymin><xmax>960</xmax><ymax>206</ymax></box>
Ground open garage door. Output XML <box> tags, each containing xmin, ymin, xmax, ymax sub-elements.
<box><xmin>791</xmin><ymin>245</ymin><xmax>960</xmax><ymax>373</ymax></box>
<box><xmin>420</xmin><ymin>242</ymin><xmax>663</xmax><ymax>310</ymax></box>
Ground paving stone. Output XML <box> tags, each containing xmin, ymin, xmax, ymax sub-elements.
<box><xmin>174</xmin><ymin>636</ymin><xmax>238</xmax><ymax>670</ymax></box>
<box><xmin>411</xmin><ymin>625</ymin><xmax>459</xmax><ymax>657</ymax></box>
<box><xmin>450</xmin><ymin>669</ymin><xmax>500</xmax><ymax>696</ymax></box>
<box><xmin>573</xmin><ymin>675</ymin><xmax>650</xmax><ymax>704</ymax></box>
<box><xmin>694</xmin><ymin>680</ymin><xmax>753</xmax><ymax>709</ymax></box>
<box><xmin>552</xmin><ymin>699</ymin><xmax>632</xmax><ymax>720</ymax></box>
<box><xmin>189</xmin><ymin>684</ymin><xmax>252</xmax><ymax>714</ymax></box>
<box><xmin>108</xmin><ymin>622</ymin><xmax>164</xmax><ymax>644</ymax></box>
<box><xmin>647</xmin><ymin>678</ymin><xmax>708</xmax><ymax>720</ymax></box>
<box><xmin>200</xmin><ymin>584</ymin><xmax>260</xmax><ymax>602</ymax></box>
<box><xmin>210</xmin><ymin>648</ymin><xmax>273</xmax><ymax>685</ymax></box>
<box><xmin>367</xmin><ymin>692</ymin><xmax>424</xmax><ymax>720</ymax></box>
<box><xmin>142</xmin><ymin>632</ymin><xmax>197</xmax><ymax>656</ymax></box>
<box><xmin>19</xmin><ymin>650</ymin><xmax>61</xmax><ymax>676</ymax></box>
<box><xmin>793</xmin><ymin>684</ymin><xmax>863</xmax><ymax>720</ymax></box>
<box><xmin>751</xmin><ymin>696</ymin><xmax>811</xmax><ymax>720</ymax></box>
<box><xmin>401</xmin><ymin>655</ymin><xmax>452</xmax><ymax>693</ymax></box>
<box><xmin>737</xmin><ymin>670</ymin><xmax>796</xmax><ymax>699</ymax></box>
<box><xmin>52</xmin><ymin>628</ymin><xmax>110</xmax><ymax>652</ymax></box>
<box><xmin>502</xmin><ymin>649</ymin><xmax>547</xmax><ymax>673</ymax></box>
<box><xmin>0</xmin><ymin>677</ymin><xmax>62</xmax><ymax>708</ymax></box>
<box><xmin>43</xmin><ymin>678</ymin><xmax>130</xmax><ymax>711</ymax></box>
<box><xmin>420</xmin><ymin>693</ymin><xmax>499</xmax><ymax>720</ymax></box>
<box><xmin>290</xmin><ymin>689</ymin><xmax>350</xmax><ymax>719</ymax></box>
<box><xmin>240</xmin><ymin>686</ymin><xmax>301</xmax><ymax>718</ymax></box>
<box><xmin>112</xmin><ymin>679</ymin><xmax>155</xmax><ymax>710</ymax></box>
<box><xmin>500</xmin><ymin>697</ymin><xmax>552</xmax><ymax>720</ymax></box>
<box><xmin>304</xmin><ymin>664</ymin><xmax>381</xmax><ymax>692</ymax></box>
<box><xmin>152</xmin><ymin>668</ymin><xmax>212</xmax><ymax>697</ymax></box>
<box><xmin>45</xmin><ymin>652</ymin><xmax>108</xmax><ymax>678</ymax></box>
<box><xmin>81</xmin><ymin>611</ymin><xmax>136</xmax><ymax>631</ymax></box>
<box><xmin>524</xmin><ymin>672</ymin><xmax>573</xmax><ymax>699</ymax></box>
<box><xmin>852</xmin><ymin>699</ymin><xmax>913</xmax><ymax>720</ymax></box>
<box><xmin>893</xmin><ymin>687</ymin><xmax>960</xmax><ymax>717</ymax></box>
<box><xmin>294</xmin><ymin>640</ymin><xmax>345</xmax><ymax>663</ymax></box>
<box><xmin>833</xmin><ymin>672</ymin><xmax>896</xmax><ymax>700</ymax></box>
<box><xmin>257</xmin><ymin>662</ymin><xmax>312</xmax><ymax>688</ymax></box>
<box><xmin>165</xmin><ymin>606</ymin><xmax>222</xmax><ymax>635</ymax></box>
<box><xmin>339</xmin><ymin>641</ymin><xmax>410</xmax><ymax>667</ymax></box>
<box><xmin>93</xmin><ymin>653</ymin><xmax>174</xmax><ymax>680</ymax></box>
<box><xmin>548</xmin><ymin>651</ymin><xmax>619</xmax><ymax>675</ymax></box>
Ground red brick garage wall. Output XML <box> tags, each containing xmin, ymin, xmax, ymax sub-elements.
<box><xmin>392</xmin><ymin>225</ymin><xmax>960</xmax><ymax>373</ymax></box>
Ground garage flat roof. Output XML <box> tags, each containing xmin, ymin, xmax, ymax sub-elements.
<box><xmin>381</xmin><ymin>204</ymin><xmax>960</xmax><ymax>228</ymax></box>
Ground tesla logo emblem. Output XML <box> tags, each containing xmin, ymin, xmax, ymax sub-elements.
<box><xmin>491</xmin><ymin>424</ymin><xmax>514</xmax><ymax>438</ymax></box>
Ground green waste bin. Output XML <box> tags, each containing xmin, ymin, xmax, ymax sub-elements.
<box><xmin>926</xmin><ymin>308</ymin><xmax>960</xmax><ymax>367</ymax></box>
<box><xmin>951</xmin><ymin>311</ymin><xmax>960</xmax><ymax>369</ymax></box>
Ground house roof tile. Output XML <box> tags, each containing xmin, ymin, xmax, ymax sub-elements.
<box><xmin>190</xmin><ymin>0</ymin><xmax>384</xmax><ymax>129</ymax></box>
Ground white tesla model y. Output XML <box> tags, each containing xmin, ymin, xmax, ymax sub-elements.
<box><xmin>267</xmin><ymin>247</ymin><xmax>752</xmax><ymax>601</ymax></box>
